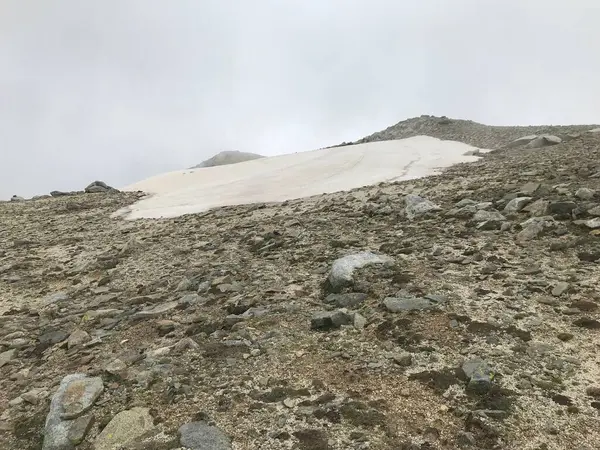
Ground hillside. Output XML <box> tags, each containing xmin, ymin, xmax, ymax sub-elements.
<box><xmin>1</xmin><ymin>117</ymin><xmax>600</xmax><ymax>450</ymax></box>
<box><xmin>191</xmin><ymin>150</ymin><xmax>265</xmax><ymax>168</ymax></box>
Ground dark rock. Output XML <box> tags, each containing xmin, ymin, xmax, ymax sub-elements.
<box><xmin>547</xmin><ymin>201</ymin><xmax>577</xmax><ymax>218</ymax></box>
<box><xmin>324</xmin><ymin>293</ymin><xmax>368</xmax><ymax>308</ymax></box>
<box><xmin>311</xmin><ymin>310</ymin><xmax>354</xmax><ymax>331</ymax></box>
<box><xmin>573</xmin><ymin>317</ymin><xmax>600</xmax><ymax>329</ymax></box>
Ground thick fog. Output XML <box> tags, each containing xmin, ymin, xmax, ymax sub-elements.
<box><xmin>1</xmin><ymin>0</ymin><xmax>598</xmax><ymax>198</ymax></box>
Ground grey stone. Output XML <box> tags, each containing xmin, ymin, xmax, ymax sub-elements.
<box><xmin>50</xmin><ymin>191</ymin><xmax>71</xmax><ymax>197</ymax></box>
<box><xmin>473</xmin><ymin>209</ymin><xmax>506</xmax><ymax>222</ymax></box>
<box><xmin>43</xmin><ymin>374</ymin><xmax>104</xmax><ymax>450</ymax></box>
<box><xmin>576</xmin><ymin>188</ymin><xmax>595</xmax><ymax>200</ymax></box>
<box><xmin>520</xmin><ymin>182</ymin><xmax>541</xmax><ymax>195</ymax></box>
<box><xmin>504</xmin><ymin>197</ymin><xmax>532</xmax><ymax>213</ymax></box>
<box><xmin>311</xmin><ymin>310</ymin><xmax>354</xmax><ymax>330</ymax></box>
<box><xmin>446</xmin><ymin>205</ymin><xmax>477</xmax><ymax>218</ymax></box>
<box><xmin>39</xmin><ymin>330</ymin><xmax>69</xmax><ymax>346</ymax></box>
<box><xmin>44</xmin><ymin>291</ymin><xmax>70</xmax><ymax>306</ymax></box>
<box><xmin>547</xmin><ymin>201</ymin><xmax>577</xmax><ymax>217</ymax></box>
<box><xmin>588</xmin><ymin>205</ymin><xmax>600</xmax><ymax>217</ymax></box>
<box><xmin>324</xmin><ymin>293</ymin><xmax>368</xmax><ymax>308</ymax></box>
<box><xmin>404</xmin><ymin>194</ymin><xmax>441</xmax><ymax>219</ymax></box>
<box><xmin>67</xmin><ymin>329</ymin><xmax>91</xmax><ymax>349</ymax></box>
<box><xmin>552</xmin><ymin>282</ymin><xmax>570</xmax><ymax>297</ymax></box>
<box><xmin>326</xmin><ymin>251</ymin><xmax>393</xmax><ymax>293</ymax></box>
<box><xmin>10</xmin><ymin>195</ymin><xmax>25</xmax><ymax>202</ymax></box>
<box><xmin>85</xmin><ymin>185</ymin><xmax>108</xmax><ymax>194</ymax></box>
<box><xmin>462</xmin><ymin>358</ymin><xmax>494</xmax><ymax>393</ymax></box>
<box><xmin>522</xmin><ymin>199</ymin><xmax>549</xmax><ymax>216</ymax></box>
<box><xmin>178</xmin><ymin>421</ymin><xmax>232</xmax><ymax>450</ymax></box>
<box><xmin>353</xmin><ymin>313</ymin><xmax>367</xmax><ymax>330</ymax></box>
<box><xmin>133</xmin><ymin>301</ymin><xmax>179</xmax><ymax>319</ymax></box>
<box><xmin>383</xmin><ymin>295</ymin><xmax>443</xmax><ymax>312</ymax></box>
<box><xmin>455</xmin><ymin>199</ymin><xmax>477</xmax><ymax>208</ymax></box>
<box><xmin>0</xmin><ymin>349</ymin><xmax>16</xmax><ymax>368</ymax></box>
<box><xmin>584</xmin><ymin>217</ymin><xmax>600</xmax><ymax>229</ymax></box>
<box><xmin>93</xmin><ymin>407</ymin><xmax>154</xmax><ymax>450</ymax></box>
<box><xmin>60</xmin><ymin>376</ymin><xmax>104</xmax><ymax>419</ymax></box>
<box><xmin>67</xmin><ymin>415</ymin><xmax>94</xmax><ymax>445</ymax></box>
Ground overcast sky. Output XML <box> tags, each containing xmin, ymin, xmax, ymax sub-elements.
<box><xmin>1</xmin><ymin>1</ymin><xmax>598</xmax><ymax>199</ymax></box>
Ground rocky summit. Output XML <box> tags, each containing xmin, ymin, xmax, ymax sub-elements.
<box><xmin>1</xmin><ymin>116</ymin><xmax>600</xmax><ymax>450</ymax></box>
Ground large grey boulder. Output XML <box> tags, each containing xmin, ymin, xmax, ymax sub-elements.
<box><xmin>42</xmin><ymin>374</ymin><xmax>104</xmax><ymax>450</ymax></box>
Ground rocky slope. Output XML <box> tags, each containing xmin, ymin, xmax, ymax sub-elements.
<box><xmin>1</xmin><ymin>117</ymin><xmax>600</xmax><ymax>450</ymax></box>
<box><xmin>191</xmin><ymin>151</ymin><xmax>265</xmax><ymax>169</ymax></box>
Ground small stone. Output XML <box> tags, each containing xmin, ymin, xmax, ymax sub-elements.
<box><xmin>353</xmin><ymin>313</ymin><xmax>367</xmax><ymax>330</ymax></box>
<box><xmin>133</xmin><ymin>301</ymin><xmax>178</xmax><ymax>319</ymax></box>
<box><xmin>21</xmin><ymin>388</ymin><xmax>47</xmax><ymax>405</ymax></box>
<box><xmin>504</xmin><ymin>197</ymin><xmax>532</xmax><ymax>213</ymax></box>
<box><xmin>68</xmin><ymin>414</ymin><xmax>95</xmax><ymax>445</ymax></box>
<box><xmin>473</xmin><ymin>209</ymin><xmax>506</xmax><ymax>223</ymax></box>
<box><xmin>456</xmin><ymin>431</ymin><xmax>476</xmax><ymax>448</ymax></box>
<box><xmin>324</xmin><ymin>293</ymin><xmax>368</xmax><ymax>308</ymax></box>
<box><xmin>548</xmin><ymin>201</ymin><xmax>577</xmax><ymax>217</ymax></box>
<box><xmin>104</xmin><ymin>358</ymin><xmax>127</xmax><ymax>376</ymax></box>
<box><xmin>404</xmin><ymin>194</ymin><xmax>441</xmax><ymax>219</ymax></box>
<box><xmin>576</xmin><ymin>188</ymin><xmax>595</xmax><ymax>200</ymax></box>
<box><xmin>178</xmin><ymin>421</ymin><xmax>232</xmax><ymax>450</ymax></box>
<box><xmin>67</xmin><ymin>329</ymin><xmax>91</xmax><ymax>349</ymax></box>
<box><xmin>586</xmin><ymin>386</ymin><xmax>600</xmax><ymax>397</ymax></box>
<box><xmin>570</xmin><ymin>300</ymin><xmax>598</xmax><ymax>311</ymax></box>
<box><xmin>552</xmin><ymin>282</ymin><xmax>570</xmax><ymax>297</ymax></box>
<box><xmin>584</xmin><ymin>218</ymin><xmax>600</xmax><ymax>229</ymax></box>
<box><xmin>383</xmin><ymin>296</ymin><xmax>442</xmax><ymax>312</ymax></box>
<box><xmin>392</xmin><ymin>352</ymin><xmax>412</xmax><ymax>367</ymax></box>
<box><xmin>557</xmin><ymin>332</ymin><xmax>574</xmax><ymax>342</ymax></box>
<box><xmin>0</xmin><ymin>349</ymin><xmax>16</xmax><ymax>368</ymax></box>
<box><xmin>311</xmin><ymin>310</ymin><xmax>353</xmax><ymax>330</ymax></box>
<box><xmin>573</xmin><ymin>317</ymin><xmax>600</xmax><ymax>329</ymax></box>
<box><xmin>94</xmin><ymin>407</ymin><xmax>154</xmax><ymax>450</ymax></box>
<box><xmin>462</xmin><ymin>358</ymin><xmax>494</xmax><ymax>394</ymax></box>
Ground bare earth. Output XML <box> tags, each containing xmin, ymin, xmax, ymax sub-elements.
<box><xmin>1</xmin><ymin>116</ymin><xmax>600</xmax><ymax>450</ymax></box>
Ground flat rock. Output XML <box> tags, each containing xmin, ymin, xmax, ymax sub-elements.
<box><xmin>0</xmin><ymin>348</ymin><xmax>16</xmax><ymax>368</ymax></box>
<box><xmin>576</xmin><ymin>188</ymin><xmax>595</xmax><ymax>200</ymax></box>
<box><xmin>383</xmin><ymin>295</ymin><xmax>445</xmax><ymax>312</ymax></box>
<box><xmin>133</xmin><ymin>301</ymin><xmax>179</xmax><ymax>319</ymax></box>
<box><xmin>326</xmin><ymin>251</ymin><xmax>393</xmax><ymax>293</ymax></box>
<box><xmin>525</xmin><ymin>135</ymin><xmax>562</xmax><ymax>148</ymax></box>
<box><xmin>93</xmin><ymin>407</ymin><xmax>154</xmax><ymax>450</ymax></box>
<box><xmin>178</xmin><ymin>421</ymin><xmax>232</xmax><ymax>450</ymax></box>
<box><xmin>504</xmin><ymin>197</ymin><xmax>532</xmax><ymax>213</ymax></box>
